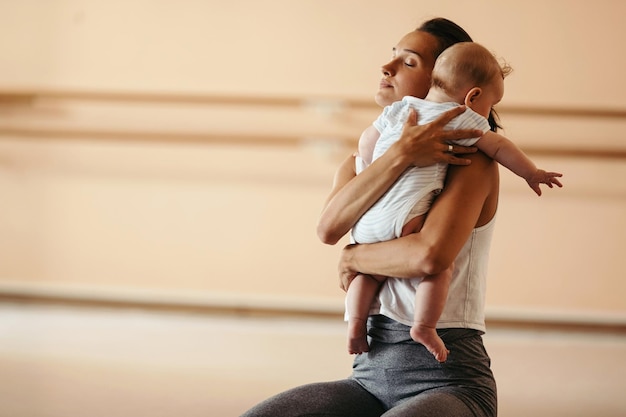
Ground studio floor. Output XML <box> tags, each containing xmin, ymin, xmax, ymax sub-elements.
<box><xmin>0</xmin><ymin>301</ymin><xmax>625</xmax><ymax>417</ymax></box>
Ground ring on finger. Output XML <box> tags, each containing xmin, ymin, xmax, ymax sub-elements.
<box><xmin>447</xmin><ymin>144</ymin><xmax>453</xmax><ymax>153</ymax></box>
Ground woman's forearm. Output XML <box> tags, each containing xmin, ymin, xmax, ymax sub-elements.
<box><xmin>317</xmin><ymin>145</ymin><xmax>412</xmax><ymax>245</ymax></box>
<box><xmin>338</xmin><ymin>151</ymin><xmax>498</xmax><ymax>290</ymax></box>
<box><xmin>318</xmin><ymin>106</ymin><xmax>483</xmax><ymax>246</ymax></box>
<box><xmin>341</xmin><ymin>236</ymin><xmax>435</xmax><ymax>279</ymax></box>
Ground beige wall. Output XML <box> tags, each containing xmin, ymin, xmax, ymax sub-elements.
<box><xmin>0</xmin><ymin>0</ymin><xmax>625</xmax><ymax>320</ymax></box>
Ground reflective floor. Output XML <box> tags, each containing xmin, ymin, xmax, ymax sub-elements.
<box><xmin>1</xmin><ymin>302</ymin><xmax>625</xmax><ymax>417</ymax></box>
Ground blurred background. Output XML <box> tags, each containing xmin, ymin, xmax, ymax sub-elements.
<box><xmin>0</xmin><ymin>0</ymin><xmax>624</xmax><ymax>416</ymax></box>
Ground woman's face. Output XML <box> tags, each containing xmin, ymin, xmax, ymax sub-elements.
<box><xmin>375</xmin><ymin>30</ymin><xmax>439</xmax><ymax>107</ymax></box>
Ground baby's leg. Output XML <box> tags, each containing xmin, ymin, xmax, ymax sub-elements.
<box><xmin>410</xmin><ymin>266</ymin><xmax>453</xmax><ymax>362</ymax></box>
<box><xmin>401</xmin><ymin>213</ymin><xmax>426</xmax><ymax>237</ymax></box>
<box><xmin>346</xmin><ymin>274</ymin><xmax>384</xmax><ymax>354</ymax></box>
<box><xmin>401</xmin><ymin>214</ymin><xmax>451</xmax><ymax>362</ymax></box>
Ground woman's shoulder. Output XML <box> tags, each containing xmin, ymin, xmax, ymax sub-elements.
<box><xmin>447</xmin><ymin>151</ymin><xmax>499</xmax><ymax>226</ymax></box>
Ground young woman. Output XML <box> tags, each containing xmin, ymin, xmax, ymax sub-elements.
<box><xmin>242</xmin><ymin>17</ymin><xmax>499</xmax><ymax>417</ymax></box>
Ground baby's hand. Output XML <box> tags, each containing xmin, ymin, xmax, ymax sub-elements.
<box><xmin>527</xmin><ymin>169</ymin><xmax>563</xmax><ymax>196</ymax></box>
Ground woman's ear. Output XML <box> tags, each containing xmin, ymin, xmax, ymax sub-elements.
<box><xmin>464</xmin><ymin>87</ymin><xmax>482</xmax><ymax>107</ymax></box>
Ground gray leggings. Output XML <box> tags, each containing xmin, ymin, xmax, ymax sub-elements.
<box><xmin>241</xmin><ymin>316</ymin><xmax>497</xmax><ymax>417</ymax></box>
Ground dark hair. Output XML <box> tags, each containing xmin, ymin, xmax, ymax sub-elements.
<box><xmin>417</xmin><ymin>18</ymin><xmax>473</xmax><ymax>57</ymax></box>
<box><xmin>418</xmin><ymin>18</ymin><xmax>501</xmax><ymax>132</ymax></box>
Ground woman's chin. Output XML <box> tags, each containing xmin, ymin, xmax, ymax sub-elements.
<box><xmin>374</xmin><ymin>92</ymin><xmax>394</xmax><ymax>107</ymax></box>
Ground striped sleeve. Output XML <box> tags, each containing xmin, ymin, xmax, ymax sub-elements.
<box><xmin>448</xmin><ymin>108</ymin><xmax>491</xmax><ymax>147</ymax></box>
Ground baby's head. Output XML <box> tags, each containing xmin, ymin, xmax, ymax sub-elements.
<box><xmin>431</xmin><ymin>42</ymin><xmax>512</xmax><ymax>118</ymax></box>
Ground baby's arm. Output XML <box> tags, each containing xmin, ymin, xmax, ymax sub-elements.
<box><xmin>476</xmin><ymin>131</ymin><xmax>563</xmax><ymax>196</ymax></box>
<box><xmin>357</xmin><ymin>125</ymin><xmax>381</xmax><ymax>166</ymax></box>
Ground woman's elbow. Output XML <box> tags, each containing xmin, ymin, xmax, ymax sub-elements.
<box><xmin>411</xmin><ymin>246</ymin><xmax>452</xmax><ymax>276</ymax></box>
<box><xmin>316</xmin><ymin>221</ymin><xmax>341</xmax><ymax>245</ymax></box>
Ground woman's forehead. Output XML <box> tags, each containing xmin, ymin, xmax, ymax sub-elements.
<box><xmin>396</xmin><ymin>31</ymin><xmax>438</xmax><ymax>58</ymax></box>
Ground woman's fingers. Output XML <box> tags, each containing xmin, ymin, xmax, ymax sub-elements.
<box><xmin>446</xmin><ymin>143</ymin><xmax>477</xmax><ymax>155</ymax></box>
<box><xmin>398</xmin><ymin>105</ymin><xmax>481</xmax><ymax>167</ymax></box>
<box><xmin>440</xmin><ymin>128</ymin><xmax>484</xmax><ymax>142</ymax></box>
<box><xmin>440</xmin><ymin>143</ymin><xmax>477</xmax><ymax>165</ymax></box>
<box><xmin>446</xmin><ymin>154</ymin><xmax>473</xmax><ymax>166</ymax></box>
<box><xmin>407</xmin><ymin>108</ymin><xmax>419</xmax><ymax>125</ymax></box>
<box><xmin>432</xmin><ymin>106</ymin><xmax>483</xmax><ymax>142</ymax></box>
<box><xmin>432</xmin><ymin>105</ymin><xmax>467</xmax><ymax>126</ymax></box>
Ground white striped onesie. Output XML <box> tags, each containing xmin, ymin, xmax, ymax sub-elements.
<box><xmin>351</xmin><ymin>96</ymin><xmax>491</xmax><ymax>244</ymax></box>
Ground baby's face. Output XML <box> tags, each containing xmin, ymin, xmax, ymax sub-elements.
<box><xmin>472</xmin><ymin>76</ymin><xmax>504</xmax><ymax>118</ymax></box>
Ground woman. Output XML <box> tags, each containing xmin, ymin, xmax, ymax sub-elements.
<box><xmin>242</xmin><ymin>17</ymin><xmax>499</xmax><ymax>417</ymax></box>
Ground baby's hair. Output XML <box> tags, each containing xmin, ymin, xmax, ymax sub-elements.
<box><xmin>489</xmin><ymin>57</ymin><xmax>512</xmax><ymax>131</ymax></box>
<box><xmin>431</xmin><ymin>42</ymin><xmax>512</xmax><ymax>98</ymax></box>
<box><xmin>417</xmin><ymin>18</ymin><xmax>504</xmax><ymax>131</ymax></box>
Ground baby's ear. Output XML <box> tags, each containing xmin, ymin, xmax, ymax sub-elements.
<box><xmin>464</xmin><ymin>87</ymin><xmax>482</xmax><ymax>107</ymax></box>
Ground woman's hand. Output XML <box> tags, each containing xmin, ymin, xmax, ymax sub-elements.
<box><xmin>393</xmin><ymin>106</ymin><xmax>482</xmax><ymax>167</ymax></box>
<box><xmin>338</xmin><ymin>244</ymin><xmax>359</xmax><ymax>291</ymax></box>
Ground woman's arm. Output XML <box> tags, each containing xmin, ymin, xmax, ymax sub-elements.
<box><xmin>317</xmin><ymin>106</ymin><xmax>482</xmax><ymax>245</ymax></box>
<box><xmin>338</xmin><ymin>150</ymin><xmax>498</xmax><ymax>290</ymax></box>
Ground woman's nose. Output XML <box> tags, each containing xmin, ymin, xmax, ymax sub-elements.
<box><xmin>381</xmin><ymin>62</ymin><xmax>394</xmax><ymax>77</ymax></box>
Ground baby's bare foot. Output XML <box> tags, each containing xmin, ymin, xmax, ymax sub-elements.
<box><xmin>410</xmin><ymin>323</ymin><xmax>449</xmax><ymax>362</ymax></box>
<box><xmin>347</xmin><ymin>318</ymin><xmax>369</xmax><ymax>354</ymax></box>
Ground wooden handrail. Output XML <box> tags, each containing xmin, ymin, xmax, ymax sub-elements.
<box><xmin>2</xmin><ymin>88</ymin><xmax>626</xmax><ymax>160</ymax></box>
<box><xmin>2</xmin><ymin>126</ymin><xmax>625</xmax><ymax>160</ymax></box>
<box><xmin>1</xmin><ymin>286</ymin><xmax>625</xmax><ymax>335</ymax></box>
<box><xmin>2</xmin><ymin>88</ymin><xmax>626</xmax><ymax>119</ymax></box>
